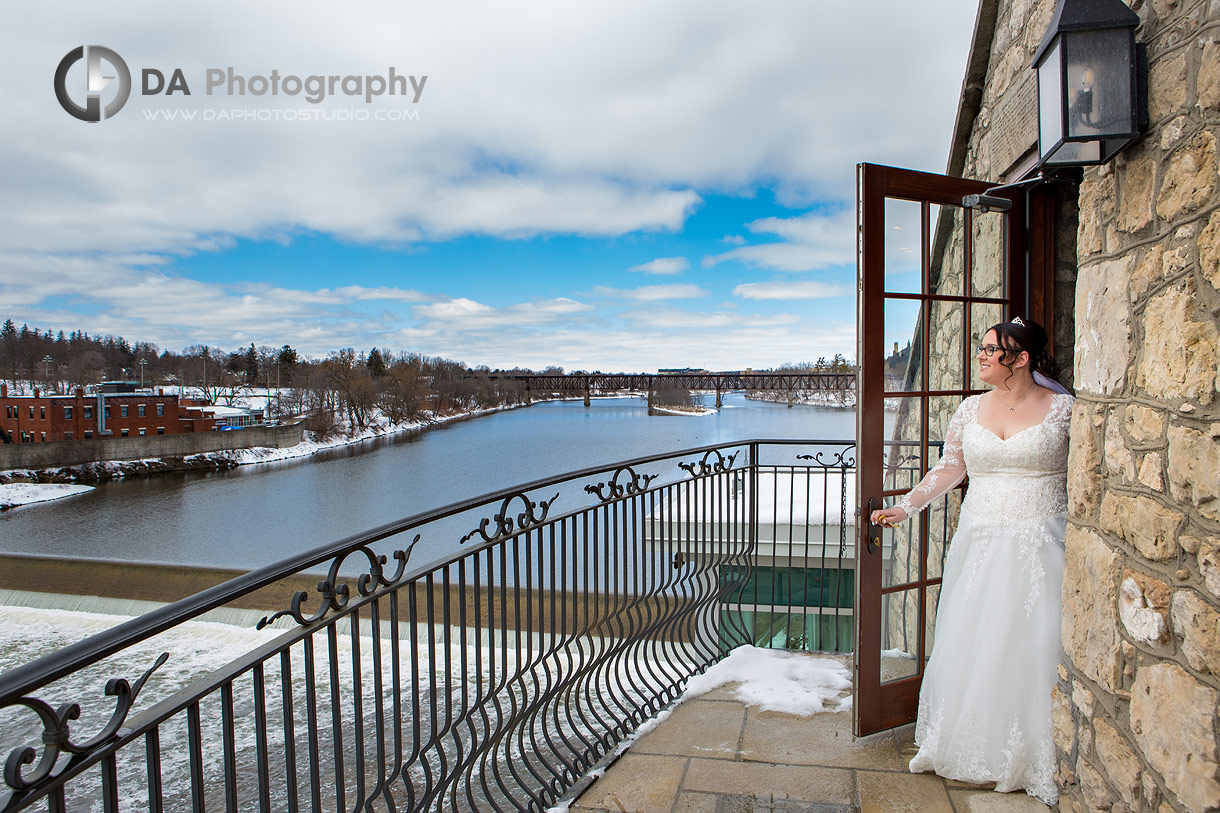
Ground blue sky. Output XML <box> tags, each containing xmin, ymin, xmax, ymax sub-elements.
<box><xmin>1</xmin><ymin>0</ymin><xmax>977</xmax><ymax>372</ymax></box>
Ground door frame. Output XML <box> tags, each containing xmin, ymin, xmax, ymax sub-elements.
<box><xmin>853</xmin><ymin>163</ymin><xmax>1051</xmax><ymax>736</ymax></box>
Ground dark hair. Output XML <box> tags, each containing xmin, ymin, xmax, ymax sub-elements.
<box><xmin>986</xmin><ymin>318</ymin><xmax>1061</xmax><ymax>384</ymax></box>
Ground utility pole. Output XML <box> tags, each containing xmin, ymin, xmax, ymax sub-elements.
<box><xmin>138</xmin><ymin>358</ymin><xmax>147</xmax><ymax>389</ymax></box>
<box><xmin>41</xmin><ymin>355</ymin><xmax>52</xmax><ymax>392</ymax></box>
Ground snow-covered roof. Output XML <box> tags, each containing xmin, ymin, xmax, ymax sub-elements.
<box><xmin>199</xmin><ymin>405</ymin><xmax>258</xmax><ymax>417</ymax></box>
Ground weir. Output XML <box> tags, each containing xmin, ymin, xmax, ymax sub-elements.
<box><xmin>0</xmin><ymin>438</ymin><xmax>897</xmax><ymax>812</ymax></box>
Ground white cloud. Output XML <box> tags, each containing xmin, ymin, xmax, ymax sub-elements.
<box><xmin>412</xmin><ymin>296</ymin><xmax>593</xmax><ymax>330</ymax></box>
<box><xmin>1</xmin><ymin>0</ymin><xmax>977</xmax><ymax>366</ymax></box>
<box><xmin>619</xmin><ymin>306</ymin><xmax>799</xmax><ymax>329</ymax></box>
<box><xmin>733</xmin><ymin>280</ymin><xmax>847</xmax><ymax>300</ymax></box>
<box><xmin>592</xmin><ymin>284</ymin><xmax>708</xmax><ymax>301</ymax></box>
<box><xmin>3</xmin><ymin>0</ymin><xmax>975</xmax><ymax>256</ymax></box>
<box><xmin>705</xmin><ymin>209</ymin><xmax>857</xmax><ymax>272</ymax></box>
<box><xmin>628</xmin><ymin>257</ymin><xmax>689</xmax><ymax>275</ymax></box>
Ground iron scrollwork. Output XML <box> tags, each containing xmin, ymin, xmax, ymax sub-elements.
<box><xmin>677</xmin><ymin>449</ymin><xmax>739</xmax><ymax>477</ymax></box>
<box><xmin>257</xmin><ymin>535</ymin><xmax>420</xmax><ymax>629</ymax></box>
<box><xmin>3</xmin><ymin>651</ymin><xmax>169</xmax><ymax>793</ymax></box>
<box><xmin>583</xmin><ymin>466</ymin><xmax>657</xmax><ymax>503</ymax></box>
<box><xmin>459</xmin><ymin>492</ymin><xmax>559</xmax><ymax>545</ymax></box>
<box><xmin>796</xmin><ymin>448</ymin><xmax>857</xmax><ymax>469</ymax></box>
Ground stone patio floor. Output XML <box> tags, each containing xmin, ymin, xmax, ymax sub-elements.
<box><xmin>566</xmin><ymin>682</ymin><xmax>1053</xmax><ymax>813</ymax></box>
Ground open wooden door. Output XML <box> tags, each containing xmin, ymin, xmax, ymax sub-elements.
<box><xmin>854</xmin><ymin>163</ymin><xmax>1037</xmax><ymax>736</ymax></box>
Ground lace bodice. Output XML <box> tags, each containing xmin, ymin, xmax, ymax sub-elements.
<box><xmin>897</xmin><ymin>393</ymin><xmax>1073</xmax><ymax>525</ymax></box>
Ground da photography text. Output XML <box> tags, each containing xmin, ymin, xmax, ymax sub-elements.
<box><xmin>54</xmin><ymin>45</ymin><xmax>427</xmax><ymax>122</ymax></box>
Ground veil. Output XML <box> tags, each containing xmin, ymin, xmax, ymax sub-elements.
<box><xmin>1034</xmin><ymin>371</ymin><xmax>1070</xmax><ymax>395</ymax></box>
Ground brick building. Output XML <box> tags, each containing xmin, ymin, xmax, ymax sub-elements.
<box><xmin>0</xmin><ymin>382</ymin><xmax>217</xmax><ymax>443</ymax></box>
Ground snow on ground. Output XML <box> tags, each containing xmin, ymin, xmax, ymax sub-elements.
<box><xmin>0</xmin><ymin>482</ymin><xmax>93</xmax><ymax>509</ymax></box>
<box><xmin>684</xmin><ymin>645</ymin><xmax>852</xmax><ymax>715</ymax></box>
<box><xmin>216</xmin><ymin>403</ymin><xmax>519</xmax><ymax>467</ymax></box>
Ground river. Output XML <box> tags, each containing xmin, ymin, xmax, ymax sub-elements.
<box><xmin>0</xmin><ymin>395</ymin><xmax>857</xmax><ymax>572</ymax></box>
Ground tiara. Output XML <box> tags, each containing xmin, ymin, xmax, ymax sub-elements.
<box><xmin>1011</xmin><ymin>317</ymin><xmax>1025</xmax><ymax>326</ymax></box>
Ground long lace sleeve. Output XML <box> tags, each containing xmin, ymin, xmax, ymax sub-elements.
<box><xmin>896</xmin><ymin>396</ymin><xmax>976</xmax><ymax>518</ymax></box>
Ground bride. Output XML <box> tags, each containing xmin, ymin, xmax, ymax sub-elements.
<box><xmin>869</xmin><ymin>317</ymin><xmax>1072</xmax><ymax>805</ymax></box>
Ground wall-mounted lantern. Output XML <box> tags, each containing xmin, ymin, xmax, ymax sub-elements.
<box><xmin>1033</xmin><ymin>0</ymin><xmax>1143</xmax><ymax>167</ymax></box>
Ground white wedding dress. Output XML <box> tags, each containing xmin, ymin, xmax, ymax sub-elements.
<box><xmin>898</xmin><ymin>392</ymin><xmax>1073</xmax><ymax>805</ymax></box>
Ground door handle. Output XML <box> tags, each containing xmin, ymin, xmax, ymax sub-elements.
<box><xmin>866</xmin><ymin>496</ymin><xmax>883</xmax><ymax>553</ymax></box>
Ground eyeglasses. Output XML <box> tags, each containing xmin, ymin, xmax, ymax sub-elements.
<box><xmin>976</xmin><ymin>344</ymin><xmax>1006</xmax><ymax>358</ymax></box>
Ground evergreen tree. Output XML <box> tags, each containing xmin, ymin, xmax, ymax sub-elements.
<box><xmin>244</xmin><ymin>342</ymin><xmax>259</xmax><ymax>380</ymax></box>
<box><xmin>366</xmin><ymin>347</ymin><xmax>388</xmax><ymax>377</ymax></box>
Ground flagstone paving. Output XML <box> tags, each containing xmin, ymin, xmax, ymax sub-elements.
<box><xmin>565</xmin><ymin>684</ymin><xmax>1053</xmax><ymax>813</ymax></box>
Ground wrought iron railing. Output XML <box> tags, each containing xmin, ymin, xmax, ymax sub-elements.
<box><xmin>0</xmin><ymin>439</ymin><xmax>856</xmax><ymax>812</ymax></box>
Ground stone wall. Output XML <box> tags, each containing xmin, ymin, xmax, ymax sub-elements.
<box><xmin>0</xmin><ymin>421</ymin><xmax>304</xmax><ymax>471</ymax></box>
<box><xmin>949</xmin><ymin>0</ymin><xmax>1220</xmax><ymax>810</ymax></box>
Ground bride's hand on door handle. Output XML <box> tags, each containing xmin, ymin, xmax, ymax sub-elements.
<box><xmin>869</xmin><ymin>506</ymin><xmax>907</xmax><ymax>528</ymax></box>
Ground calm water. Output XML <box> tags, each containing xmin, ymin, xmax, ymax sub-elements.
<box><xmin>0</xmin><ymin>395</ymin><xmax>856</xmax><ymax>571</ymax></box>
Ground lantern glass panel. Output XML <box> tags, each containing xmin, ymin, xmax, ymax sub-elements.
<box><xmin>1037</xmin><ymin>40</ymin><xmax>1064</xmax><ymax>160</ymax></box>
<box><xmin>1042</xmin><ymin>140</ymin><xmax>1101</xmax><ymax>165</ymax></box>
<box><xmin>1063</xmin><ymin>28</ymin><xmax>1134</xmax><ymax>139</ymax></box>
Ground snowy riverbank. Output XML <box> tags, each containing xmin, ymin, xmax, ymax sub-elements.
<box><xmin>0</xmin><ymin>482</ymin><xmax>95</xmax><ymax>509</ymax></box>
<box><xmin>0</xmin><ymin>402</ymin><xmax>524</xmax><ymax>506</ymax></box>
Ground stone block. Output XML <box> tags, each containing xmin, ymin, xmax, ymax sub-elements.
<box><xmin>1069</xmin><ymin>401</ymin><xmax>1102</xmax><ymax>519</ymax></box>
<box><xmin>1104</xmin><ymin>416</ymin><xmax>1136</xmax><ymax>482</ymax></box>
<box><xmin>1077</xmin><ymin>757</ymin><xmax>1114</xmax><ymax>811</ymax></box>
<box><xmin>1137</xmin><ymin>279</ymin><xmax>1220</xmax><ymax>406</ymax></box>
<box><xmin>1199</xmin><ymin>538</ymin><xmax>1220</xmax><ymax>599</ymax></box>
<box><xmin>1152</xmin><ymin>0</ymin><xmax>1180</xmax><ymax>19</ymax></box>
<box><xmin>1137</xmin><ymin>452</ymin><xmax>1164</xmax><ymax>490</ymax></box>
<box><xmin>1098</xmin><ymin>492</ymin><xmax>1183</xmax><ymax>561</ymax></box>
<box><xmin>1075</xmin><ymin>257</ymin><xmax>1133</xmax><ymax>395</ymax></box>
<box><xmin>1167</xmin><ymin>423</ymin><xmax>1220</xmax><ymax>521</ymax></box>
<box><xmin>1123</xmin><ymin>404</ymin><xmax>1165</xmax><ymax>444</ymax></box>
<box><xmin>1118</xmin><ymin>569</ymin><xmax>1171</xmax><ymax>645</ymax></box>
<box><xmin>1155</xmin><ymin>130</ymin><xmax>1217</xmax><ymax>222</ymax></box>
<box><xmin>1170</xmin><ymin>589</ymin><xmax>1220</xmax><ymax>675</ymax></box>
<box><xmin>1160</xmin><ymin>115</ymin><xmax>1189</xmax><ymax>150</ymax></box>
<box><xmin>1199</xmin><ymin>39</ymin><xmax>1220</xmax><ymax>112</ymax></box>
<box><xmin>1130</xmin><ymin>663</ymin><xmax>1220</xmax><ymax>812</ymax></box>
<box><xmin>1117</xmin><ymin>156</ymin><xmax>1156</xmax><ymax>234</ymax></box>
<box><xmin>1094</xmin><ymin>717</ymin><xmax>1142</xmax><ymax>808</ymax></box>
<box><xmin>1072</xmin><ymin>680</ymin><xmax>1094</xmax><ymax>716</ymax></box>
<box><xmin>1052</xmin><ymin>683</ymin><xmax>1076</xmax><ymax>753</ymax></box>
<box><xmin>1149</xmin><ymin>53</ymin><xmax>1189</xmax><ymax>122</ymax></box>
<box><xmin>1130</xmin><ymin>245</ymin><xmax>1165</xmax><ymax>302</ymax></box>
<box><xmin>1062</xmin><ymin>526</ymin><xmax>1122</xmax><ymax>692</ymax></box>
<box><xmin>1199</xmin><ymin>209</ymin><xmax>1220</xmax><ymax>292</ymax></box>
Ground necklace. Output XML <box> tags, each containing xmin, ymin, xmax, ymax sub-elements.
<box><xmin>993</xmin><ymin>384</ymin><xmax>1036</xmax><ymax>412</ymax></box>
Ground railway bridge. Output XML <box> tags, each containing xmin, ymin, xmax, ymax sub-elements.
<box><xmin>495</xmin><ymin>371</ymin><xmax>857</xmax><ymax>407</ymax></box>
